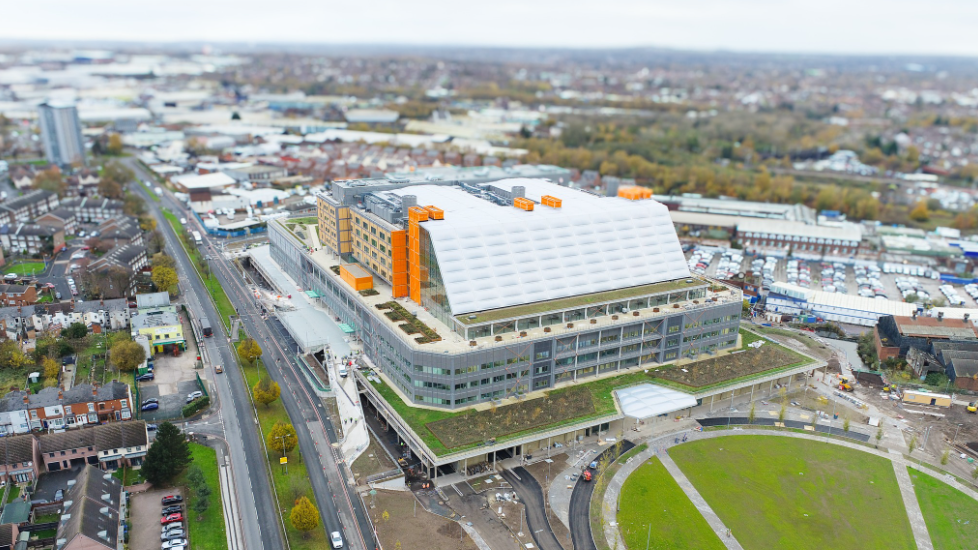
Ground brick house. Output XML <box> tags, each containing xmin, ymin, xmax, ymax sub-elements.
<box><xmin>0</xmin><ymin>434</ymin><xmax>40</xmax><ymax>484</ymax></box>
<box><xmin>35</xmin><ymin>208</ymin><xmax>79</xmax><ymax>236</ymax></box>
<box><xmin>0</xmin><ymin>190</ymin><xmax>60</xmax><ymax>225</ymax></box>
<box><xmin>39</xmin><ymin>421</ymin><xmax>147</xmax><ymax>472</ymax></box>
<box><xmin>18</xmin><ymin>381</ymin><xmax>133</xmax><ymax>431</ymax></box>
<box><xmin>0</xmin><ymin>285</ymin><xmax>37</xmax><ymax>307</ymax></box>
<box><xmin>55</xmin><ymin>466</ymin><xmax>125</xmax><ymax>550</ymax></box>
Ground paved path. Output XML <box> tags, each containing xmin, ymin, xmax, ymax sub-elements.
<box><xmin>658</xmin><ymin>453</ymin><xmax>745</xmax><ymax>550</ymax></box>
<box><xmin>501</xmin><ymin>468</ymin><xmax>563</xmax><ymax>550</ymax></box>
<box><xmin>890</xmin><ymin>457</ymin><xmax>934</xmax><ymax>550</ymax></box>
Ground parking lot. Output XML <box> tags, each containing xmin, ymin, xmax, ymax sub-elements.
<box><xmin>137</xmin><ymin>315</ymin><xmax>208</xmax><ymax>422</ymax></box>
<box><xmin>686</xmin><ymin>245</ymin><xmax>978</xmax><ymax>310</ymax></box>
<box><xmin>130</xmin><ymin>488</ymin><xmax>187</xmax><ymax>550</ymax></box>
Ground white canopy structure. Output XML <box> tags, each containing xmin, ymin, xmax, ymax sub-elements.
<box><xmin>391</xmin><ymin>179</ymin><xmax>690</xmax><ymax>316</ymax></box>
<box><xmin>616</xmin><ymin>384</ymin><xmax>698</xmax><ymax>419</ymax></box>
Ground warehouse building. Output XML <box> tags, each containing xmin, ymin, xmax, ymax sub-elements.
<box><xmin>766</xmin><ymin>282</ymin><xmax>916</xmax><ymax>327</ymax></box>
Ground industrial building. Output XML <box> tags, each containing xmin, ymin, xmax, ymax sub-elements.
<box><xmin>766</xmin><ymin>282</ymin><xmax>917</xmax><ymax>327</ymax></box>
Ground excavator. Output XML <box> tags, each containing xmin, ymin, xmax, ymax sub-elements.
<box><xmin>967</xmin><ymin>401</ymin><xmax>977</xmax><ymax>414</ymax></box>
<box><xmin>838</xmin><ymin>377</ymin><xmax>853</xmax><ymax>392</ymax></box>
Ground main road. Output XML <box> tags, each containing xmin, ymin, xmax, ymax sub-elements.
<box><xmin>126</xmin><ymin>158</ymin><xmax>375</xmax><ymax>550</ymax></box>
<box><xmin>125</xmin><ymin>159</ymin><xmax>283</xmax><ymax>550</ymax></box>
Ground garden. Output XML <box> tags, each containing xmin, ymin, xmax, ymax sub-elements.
<box><xmin>648</xmin><ymin>337</ymin><xmax>809</xmax><ymax>390</ymax></box>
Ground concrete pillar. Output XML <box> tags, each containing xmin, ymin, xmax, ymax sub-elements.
<box><xmin>710</xmin><ymin>393</ymin><xmax>715</xmax><ymax>412</ymax></box>
<box><xmin>493</xmin><ymin>452</ymin><xmax>497</xmax><ymax>472</ymax></box>
<box><xmin>547</xmin><ymin>437</ymin><xmax>551</xmax><ymax>458</ymax></box>
<box><xmin>463</xmin><ymin>458</ymin><xmax>468</xmax><ymax>479</ymax></box>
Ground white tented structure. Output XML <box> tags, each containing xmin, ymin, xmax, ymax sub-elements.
<box><xmin>392</xmin><ymin>179</ymin><xmax>690</xmax><ymax>316</ymax></box>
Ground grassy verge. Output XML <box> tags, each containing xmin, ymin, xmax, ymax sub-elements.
<box><xmin>5</xmin><ymin>485</ymin><xmax>19</xmax><ymax>503</ymax></box>
<box><xmin>112</xmin><ymin>466</ymin><xmax>146</xmax><ymax>485</ymax></box>
<box><xmin>672</xmin><ymin>435</ymin><xmax>915</xmax><ymax>550</ymax></box>
<box><xmin>909</xmin><ymin>466</ymin><xmax>978</xmax><ymax>550</ymax></box>
<box><xmin>162</xmin><ymin>208</ymin><xmax>235</xmax><ymax>330</ymax></box>
<box><xmin>618</xmin><ymin>457</ymin><xmax>726</xmax><ymax>550</ymax></box>
<box><xmin>238</xmin><ymin>348</ymin><xmax>327</xmax><ymax>550</ymax></box>
<box><xmin>174</xmin><ymin>443</ymin><xmax>228</xmax><ymax>550</ymax></box>
<box><xmin>3</xmin><ymin>261</ymin><xmax>45</xmax><ymax>275</ymax></box>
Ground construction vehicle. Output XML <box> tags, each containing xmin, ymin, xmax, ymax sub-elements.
<box><xmin>883</xmin><ymin>385</ymin><xmax>891</xmax><ymax>392</ymax></box>
<box><xmin>839</xmin><ymin>377</ymin><xmax>853</xmax><ymax>392</ymax></box>
<box><xmin>968</xmin><ymin>402</ymin><xmax>977</xmax><ymax>414</ymax></box>
<box><xmin>582</xmin><ymin>461</ymin><xmax>597</xmax><ymax>482</ymax></box>
<box><xmin>582</xmin><ymin>469</ymin><xmax>592</xmax><ymax>482</ymax></box>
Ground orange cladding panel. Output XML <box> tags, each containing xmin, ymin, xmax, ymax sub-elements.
<box><xmin>423</xmin><ymin>205</ymin><xmax>444</xmax><ymax>220</ymax></box>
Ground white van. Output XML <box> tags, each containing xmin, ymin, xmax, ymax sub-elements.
<box><xmin>337</xmin><ymin>364</ymin><xmax>348</xmax><ymax>378</ymax></box>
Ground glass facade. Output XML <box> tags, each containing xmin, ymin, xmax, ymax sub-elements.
<box><xmin>419</xmin><ymin>227</ymin><xmax>453</xmax><ymax>327</ymax></box>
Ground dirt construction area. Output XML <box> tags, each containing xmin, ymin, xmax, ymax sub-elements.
<box><xmin>130</xmin><ymin>488</ymin><xmax>185</xmax><ymax>550</ymax></box>
<box><xmin>650</xmin><ymin>342</ymin><xmax>806</xmax><ymax>388</ymax></box>
<box><xmin>427</xmin><ymin>386</ymin><xmax>595</xmax><ymax>449</ymax></box>
<box><xmin>369</xmin><ymin>489</ymin><xmax>478</xmax><ymax>550</ymax></box>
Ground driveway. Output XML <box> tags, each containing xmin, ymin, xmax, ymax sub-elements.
<box><xmin>131</xmin><ymin>488</ymin><xmax>186</xmax><ymax>550</ymax></box>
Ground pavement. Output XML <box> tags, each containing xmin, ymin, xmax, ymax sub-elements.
<box><xmin>890</xmin><ymin>454</ymin><xmax>934</xmax><ymax>550</ymax></box>
<box><xmin>500</xmin><ymin>468</ymin><xmax>562</xmax><ymax>550</ymax></box>
<box><xmin>566</xmin><ymin>442</ymin><xmax>634</xmax><ymax>550</ymax></box>
<box><xmin>126</xmin><ymin>158</ymin><xmax>281</xmax><ymax>550</ymax></box>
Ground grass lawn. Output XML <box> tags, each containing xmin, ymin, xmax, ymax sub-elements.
<box><xmin>909</xmin><ymin>467</ymin><xmax>978</xmax><ymax>550</ymax></box>
<box><xmin>162</xmin><ymin>208</ymin><xmax>235</xmax><ymax>330</ymax></box>
<box><xmin>174</xmin><ymin>443</ymin><xmax>227</xmax><ymax>550</ymax></box>
<box><xmin>671</xmin><ymin>436</ymin><xmax>915</xmax><ymax>550</ymax></box>
<box><xmin>112</xmin><ymin>466</ymin><xmax>146</xmax><ymax>485</ymax></box>
<box><xmin>3</xmin><ymin>261</ymin><xmax>45</xmax><ymax>275</ymax></box>
<box><xmin>238</xmin><ymin>349</ymin><xmax>328</xmax><ymax>550</ymax></box>
<box><xmin>5</xmin><ymin>485</ymin><xmax>19</xmax><ymax>503</ymax></box>
<box><xmin>618</xmin><ymin>457</ymin><xmax>725</xmax><ymax>550</ymax></box>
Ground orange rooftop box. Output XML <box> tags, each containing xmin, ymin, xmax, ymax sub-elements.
<box><xmin>618</xmin><ymin>186</ymin><xmax>652</xmax><ymax>200</ymax></box>
<box><xmin>339</xmin><ymin>264</ymin><xmax>373</xmax><ymax>291</ymax></box>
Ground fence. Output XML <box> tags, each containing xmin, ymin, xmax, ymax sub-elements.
<box><xmin>195</xmin><ymin>372</ymin><xmax>208</xmax><ymax>397</ymax></box>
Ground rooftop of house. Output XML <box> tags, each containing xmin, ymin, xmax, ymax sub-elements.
<box><xmin>2</xmin><ymin>190</ymin><xmax>56</xmax><ymax>211</ymax></box>
<box><xmin>0</xmin><ymin>434</ymin><xmax>35</xmax><ymax>466</ymax></box>
<box><xmin>57</xmin><ymin>466</ymin><xmax>123</xmax><ymax>550</ymax></box>
<box><xmin>11</xmin><ymin>381</ymin><xmax>129</xmax><ymax>411</ymax></box>
<box><xmin>134</xmin><ymin>291</ymin><xmax>170</xmax><ymax>310</ymax></box>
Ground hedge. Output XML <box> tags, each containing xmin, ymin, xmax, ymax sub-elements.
<box><xmin>182</xmin><ymin>395</ymin><xmax>210</xmax><ymax>417</ymax></box>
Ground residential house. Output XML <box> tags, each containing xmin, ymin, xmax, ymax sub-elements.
<box><xmin>0</xmin><ymin>224</ymin><xmax>65</xmax><ymax>255</ymax></box>
<box><xmin>58</xmin><ymin>198</ymin><xmax>124</xmax><ymax>223</ymax></box>
<box><xmin>0</xmin><ymin>524</ymin><xmax>20</xmax><ymax>550</ymax></box>
<box><xmin>20</xmin><ymin>381</ymin><xmax>132</xmax><ymax>431</ymax></box>
<box><xmin>96</xmin><ymin>217</ymin><xmax>143</xmax><ymax>248</ymax></box>
<box><xmin>0</xmin><ymin>434</ymin><xmax>40</xmax><ymax>484</ymax></box>
<box><xmin>72</xmin><ymin>299</ymin><xmax>129</xmax><ymax>332</ymax></box>
<box><xmin>8</xmin><ymin>166</ymin><xmax>34</xmax><ymax>191</ymax></box>
<box><xmin>55</xmin><ymin>466</ymin><xmax>124</xmax><ymax>550</ymax></box>
<box><xmin>94</xmin><ymin>421</ymin><xmax>148</xmax><ymax>470</ymax></box>
<box><xmin>65</xmin><ymin>169</ymin><xmax>100</xmax><ymax>197</ymax></box>
<box><xmin>0</xmin><ymin>394</ymin><xmax>31</xmax><ymax>435</ymax></box>
<box><xmin>35</xmin><ymin>208</ymin><xmax>79</xmax><ymax>236</ymax></box>
<box><xmin>0</xmin><ymin>305</ymin><xmax>35</xmax><ymax>340</ymax></box>
<box><xmin>0</xmin><ymin>285</ymin><xmax>37</xmax><ymax>307</ymax></box>
<box><xmin>0</xmin><ymin>190</ymin><xmax>60</xmax><ymax>226</ymax></box>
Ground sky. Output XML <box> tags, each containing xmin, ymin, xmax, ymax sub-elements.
<box><xmin>6</xmin><ymin>0</ymin><xmax>978</xmax><ymax>57</ymax></box>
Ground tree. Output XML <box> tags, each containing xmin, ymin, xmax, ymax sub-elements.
<box><xmin>192</xmin><ymin>495</ymin><xmax>210</xmax><ymax>517</ymax></box>
<box><xmin>842</xmin><ymin>415</ymin><xmax>850</xmax><ymax>433</ymax></box>
<box><xmin>152</xmin><ymin>253</ymin><xmax>175</xmax><ymax>270</ymax></box>
<box><xmin>34</xmin><ymin>167</ymin><xmax>66</xmax><ymax>195</ymax></box>
<box><xmin>123</xmin><ymin>194</ymin><xmax>146</xmax><ymax>216</ymax></box>
<box><xmin>747</xmin><ymin>401</ymin><xmax>756</xmax><ymax>425</ymax></box>
<box><xmin>238</xmin><ymin>338</ymin><xmax>263</xmax><ymax>364</ymax></box>
<box><xmin>147</xmin><ymin>230</ymin><xmax>166</xmax><ymax>255</ymax></box>
<box><xmin>140</xmin><ymin>216</ymin><xmax>157</xmax><ymax>232</ymax></box>
<box><xmin>908</xmin><ymin>433</ymin><xmax>918</xmax><ymax>455</ymax></box>
<box><xmin>777</xmin><ymin>387</ymin><xmax>787</xmax><ymax>424</ymax></box>
<box><xmin>941</xmin><ymin>448</ymin><xmax>951</xmax><ymax>466</ymax></box>
<box><xmin>98</xmin><ymin>179</ymin><xmax>123</xmax><ymax>199</ymax></box>
<box><xmin>909</xmin><ymin>201</ymin><xmax>930</xmax><ymax>222</ymax></box>
<box><xmin>187</xmin><ymin>465</ymin><xmax>206</xmax><ymax>491</ymax></box>
<box><xmin>106</xmin><ymin>133</ymin><xmax>124</xmax><ymax>156</ymax></box>
<box><xmin>253</xmin><ymin>377</ymin><xmax>281</xmax><ymax>407</ymax></box>
<box><xmin>111</xmin><ymin>339</ymin><xmax>145</xmax><ymax>372</ymax></box>
<box><xmin>0</xmin><ymin>340</ymin><xmax>32</xmax><ymax>370</ymax></box>
<box><xmin>64</xmin><ymin>322</ymin><xmax>88</xmax><ymax>339</ymax></box>
<box><xmin>142</xmin><ymin>422</ymin><xmax>192</xmax><ymax>486</ymax></box>
<box><xmin>290</xmin><ymin>496</ymin><xmax>320</xmax><ymax>535</ymax></box>
<box><xmin>972</xmin><ymin>466</ymin><xmax>978</xmax><ymax>483</ymax></box>
<box><xmin>152</xmin><ymin>266</ymin><xmax>178</xmax><ymax>294</ymax></box>
<box><xmin>876</xmin><ymin>426</ymin><xmax>884</xmax><ymax>448</ymax></box>
<box><xmin>42</xmin><ymin>357</ymin><xmax>60</xmax><ymax>380</ymax></box>
<box><xmin>267</xmin><ymin>422</ymin><xmax>298</xmax><ymax>454</ymax></box>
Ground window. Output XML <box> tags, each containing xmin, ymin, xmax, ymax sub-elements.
<box><xmin>534</xmin><ymin>350</ymin><xmax>551</xmax><ymax>361</ymax></box>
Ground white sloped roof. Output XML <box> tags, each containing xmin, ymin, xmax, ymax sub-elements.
<box><xmin>616</xmin><ymin>384</ymin><xmax>698</xmax><ymax>419</ymax></box>
<box><xmin>391</xmin><ymin>179</ymin><xmax>690</xmax><ymax>316</ymax></box>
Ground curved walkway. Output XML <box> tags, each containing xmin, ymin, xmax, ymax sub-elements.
<box><xmin>601</xmin><ymin>429</ymin><xmax>978</xmax><ymax>550</ymax></box>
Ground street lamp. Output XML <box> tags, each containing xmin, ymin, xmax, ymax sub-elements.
<box><xmin>278</xmin><ymin>433</ymin><xmax>293</xmax><ymax>475</ymax></box>
<box><xmin>952</xmin><ymin>423</ymin><xmax>963</xmax><ymax>447</ymax></box>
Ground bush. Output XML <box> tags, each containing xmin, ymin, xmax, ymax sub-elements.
<box><xmin>182</xmin><ymin>395</ymin><xmax>210</xmax><ymax>417</ymax></box>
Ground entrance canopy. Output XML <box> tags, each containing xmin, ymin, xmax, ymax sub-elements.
<box><xmin>616</xmin><ymin>384</ymin><xmax>697</xmax><ymax>419</ymax></box>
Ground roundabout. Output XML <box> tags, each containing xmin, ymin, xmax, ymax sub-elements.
<box><xmin>602</xmin><ymin>430</ymin><xmax>978</xmax><ymax>550</ymax></box>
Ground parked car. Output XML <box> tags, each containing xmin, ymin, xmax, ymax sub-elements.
<box><xmin>142</xmin><ymin>398</ymin><xmax>159</xmax><ymax>406</ymax></box>
<box><xmin>161</xmin><ymin>514</ymin><xmax>183</xmax><ymax>525</ymax></box>
<box><xmin>141</xmin><ymin>402</ymin><xmax>159</xmax><ymax>411</ymax></box>
<box><xmin>161</xmin><ymin>495</ymin><xmax>183</xmax><ymax>505</ymax></box>
<box><xmin>162</xmin><ymin>505</ymin><xmax>182</xmax><ymax>515</ymax></box>
<box><xmin>161</xmin><ymin>524</ymin><xmax>183</xmax><ymax>535</ymax></box>
<box><xmin>161</xmin><ymin>530</ymin><xmax>185</xmax><ymax>542</ymax></box>
<box><xmin>136</xmin><ymin>373</ymin><xmax>155</xmax><ymax>382</ymax></box>
<box><xmin>186</xmin><ymin>391</ymin><xmax>203</xmax><ymax>403</ymax></box>
<box><xmin>330</xmin><ymin>531</ymin><xmax>343</xmax><ymax>549</ymax></box>
<box><xmin>161</xmin><ymin>538</ymin><xmax>187</xmax><ymax>549</ymax></box>
<box><xmin>146</xmin><ymin>423</ymin><xmax>158</xmax><ymax>431</ymax></box>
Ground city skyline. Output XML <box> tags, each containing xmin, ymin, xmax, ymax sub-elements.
<box><xmin>4</xmin><ymin>0</ymin><xmax>978</xmax><ymax>57</ymax></box>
